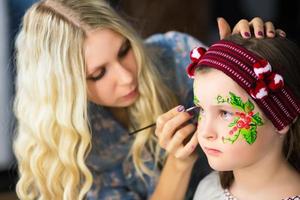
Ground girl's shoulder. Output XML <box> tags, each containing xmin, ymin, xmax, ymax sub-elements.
<box><xmin>193</xmin><ymin>171</ymin><xmax>225</xmax><ymax>200</ymax></box>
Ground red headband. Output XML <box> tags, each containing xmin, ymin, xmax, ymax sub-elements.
<box><xmin>187</xmin><ymin>40</ymin><xmax>300</xmax><ymax>130</ymax></box>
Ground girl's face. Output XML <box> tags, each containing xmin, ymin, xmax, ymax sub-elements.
<box><xmin>84</xmin><ymin>28</ymin><xmax>139</xmax><ymax>107</ymax></box>
<box><xmin>194</xmin><ymin>68</ymin><xmax>284</xmax><ymax>171</ymax></box>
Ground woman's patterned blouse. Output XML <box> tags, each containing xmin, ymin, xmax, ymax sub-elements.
<box><xmin>86</xmin><ymin>31</ymin><xmax>208</xmax><ymax>200</ymax></box>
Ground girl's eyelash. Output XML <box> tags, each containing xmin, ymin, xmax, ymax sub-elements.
<box><xmin>221</xmin><ymin>110</ymin><xmax>233</xmax><ymax>114</ymax></box>
<box><xmin>194</xmin><ymin>107</ymin><xmax>234</xmax><ymax>118</ymax></box>
<box><xmin>220</xmin><ymin>110</ymin><xmax>234</xmax><ymax>119</ymax></box>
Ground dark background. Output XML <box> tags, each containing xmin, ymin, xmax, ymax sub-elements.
<box><xmin>112</xmin><ymin>0</ymin><xmax>299</xmax><ymax>45</ymax></box>
<box><xmin>0</xmin><ymin>0</ymin><xmax>298</xmax><ymax>199</ymax></box>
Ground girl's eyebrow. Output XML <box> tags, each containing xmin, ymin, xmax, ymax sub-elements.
<box><xmin>192</xmin><ymin>98</ymin><xmax>237</xmax><ymax>111</ymax></box>
<box><xmin>214</xmin><ymin>104</ymin><xmax>235</xmax><ymax>109</ymax></box>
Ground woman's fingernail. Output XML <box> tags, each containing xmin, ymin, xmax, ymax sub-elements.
<box><xmin>187</xmin><ymin>110</ymin><xmax>194</xmax><ymax>116</ymax></box>
<box><xmin>177</xmin><ymin>105</ymin><xmax>185</xmax><ymax>112</ymax></box>
<box><xmin>244</xmin><ymin>32</ymin><xmax>251</xmax><ymax>38</ymax></box>
<box><xmin>269</xmin><ymin>30</ymin><xmax>275</xmax><ymax>35</ymax></box>
<box><xmin>258</xmin><ymin>31</ymin><xmax>264</xmax><ymax>36</ymax></box>
<box><xmin>279</xmin><ymin>31</ymin><xmax>286</xmax><ymax>37</ymax></box>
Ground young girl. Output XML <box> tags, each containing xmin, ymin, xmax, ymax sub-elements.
<box><xmin>13</xmin><ymin>0</ymin><xmax>279</xmax><ymax>199</ymax></box>
<box><xmin>186</xmin><ymin>35</ymin><xmax>300</xmax><ymax>199</ymax></box>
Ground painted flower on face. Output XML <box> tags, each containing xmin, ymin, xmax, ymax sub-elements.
<box><xmin>217</xmin><ymin>92</ymin><xmax>264</xmax><ymax>145</ymax></box>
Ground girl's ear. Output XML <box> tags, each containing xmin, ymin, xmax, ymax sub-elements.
<box><xmin>277</xmin><ymin>125</ymin><xmax>290</xmax><ymax>135</ymax></box>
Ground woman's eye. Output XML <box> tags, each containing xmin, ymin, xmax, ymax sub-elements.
<box><xmin>118</xmin><ymin>40</ymin><xmax>131</xmax><ymax>59</ymax></box>
<box><xmin>88</xmin><ymin>68</ymin><xmax>106</xmax><ymax>81</ymax></box>
<box><xmin>220</xmin><ymin>110</ymin><xmax>234</xmax><ymax>121</ymax></box>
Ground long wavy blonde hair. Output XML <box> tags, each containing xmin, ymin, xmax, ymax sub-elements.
<box><xmin>14</xmin><ymin>0</ymin><xmax>177</xmax><ymax>199</ymax></box>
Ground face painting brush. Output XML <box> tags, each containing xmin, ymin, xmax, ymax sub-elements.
<box><xmin>128</xmin><ymin>106</ymin><xmax>198</xmax><ymax>135</ymax></box>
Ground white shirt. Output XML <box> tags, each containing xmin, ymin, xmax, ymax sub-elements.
<box><xmin>193</xmin><ymin>172</ymin><xmax>227</xmax><ymax>200</ymax></box>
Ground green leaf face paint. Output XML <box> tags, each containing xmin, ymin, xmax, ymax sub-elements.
<box><xmin>216</xmin><ymin>92</ymin><xmax>264</xmax><ymax>145</ymax></box>
<box><xmin>194</xmin><ymin>95</ymin><xmax>200</xmax><ymax>105</ymax></box>
<box><xmin>193</xmin><ymin>95</ymin><xmax>201</xmax><ymax>121</ymax></box>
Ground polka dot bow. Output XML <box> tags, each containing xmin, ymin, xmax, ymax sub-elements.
<box><xmin>186</xmin><ymin>47</ymin><xmax>206</xmax><ymax>78</ymax></box>
<box><xmin>250</xmin><ymin>59</ymin><xmax>284</xmax><ymax>99</ymax></box>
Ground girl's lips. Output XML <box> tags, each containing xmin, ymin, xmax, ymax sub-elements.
<box><xmin>204</xmin><ymin>147</ymin><xmax>222</xmax><ymax>156</ymax></box>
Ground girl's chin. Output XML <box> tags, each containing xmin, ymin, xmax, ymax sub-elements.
<box><xmin>207</xmin><ymin>160</ymin><xmax>233</xmax><ymax>171</ymax></box>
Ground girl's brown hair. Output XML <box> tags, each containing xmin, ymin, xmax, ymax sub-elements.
<box><xmin>219</xmin><ymin>35</ymin><xmax>300</xmax><ymax>188</ymax></box>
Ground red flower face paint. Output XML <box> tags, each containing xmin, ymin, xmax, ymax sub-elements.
<box><xmin>217</xmin><ymin>92</ymin><xmax>264</xmax><ymax>145</ymax></box>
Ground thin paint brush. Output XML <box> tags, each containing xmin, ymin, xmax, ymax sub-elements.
<box><xmin>128</xmin><ymin>106</ymin><xmax>198</xmax><ymax>135</ymax></box>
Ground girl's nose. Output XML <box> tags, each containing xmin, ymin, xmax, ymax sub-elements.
<box><xmin>197</xmin><ymin>117</ymin><xmax>218</xmax><ymax>141</ymax></box>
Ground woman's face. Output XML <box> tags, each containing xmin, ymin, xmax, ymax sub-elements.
<box><xmin>84</xmin><ymin>28</ymin><xmax>139</xmax><ymax>107</ymax></box>
<box><xmin>193</xmin><ymin>68</ymin><xmax>284</xmax><ymax>172</ymax></box>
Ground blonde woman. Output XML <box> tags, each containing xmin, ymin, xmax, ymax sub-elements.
<box><xmin>13</xmin><ymin>0</ymin><xmax>280</xmax><ymax>199</ymax></box>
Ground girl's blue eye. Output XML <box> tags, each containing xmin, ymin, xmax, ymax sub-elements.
<box><xmin>220</xmin><ymin>110</ymin><xmax>234</xmax><ymax>121</ymax></box>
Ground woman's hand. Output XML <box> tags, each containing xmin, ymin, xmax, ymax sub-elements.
<box><xmin>155</xmin><ymin>105</ymin><xmax>198</xmax><ymax>167</ymax></box>
<box><xmin>218</xmin><ymin>17</ymin><xmax>286</xmax><ymax>39</ymax></box>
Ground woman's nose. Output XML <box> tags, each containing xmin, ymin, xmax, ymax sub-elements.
<box><xmin>114</xmin><ymin>62</ymin><xmax>134</xmax><ymax>85</ymax></box>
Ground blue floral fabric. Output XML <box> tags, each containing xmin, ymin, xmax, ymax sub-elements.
<box><xmin>86</xmin><ymin>31</ymin><xmax>207</xmax><ymax>200</ymax></box>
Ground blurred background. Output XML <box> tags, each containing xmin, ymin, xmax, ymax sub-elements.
<box><xmin>0</xmin><ymin>0</ymin><xmax>299</xmax><ymax>199</ymax></box>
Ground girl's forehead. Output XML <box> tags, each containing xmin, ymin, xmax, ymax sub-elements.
<box><xmin>193</xmin><ymin>69</ymin><xmax>249</xmax><ymax>102</ymax></box>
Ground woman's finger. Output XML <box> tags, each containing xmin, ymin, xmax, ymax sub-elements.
<box><xmin>264</xmin><ymin>21</ymin><xmax>276</xmax><ymax>38</ymax></box>
<box><xmin>155</xmin><ymin>105</ymin><xmax>185</xmax><ymax>137</ymax></box>
<box><xmin>249</xmin><ymin>17</ymin><xmax>264</xmax><ymax>38</ymax></box>
<box><xmin>217</xmin><ymin>17</ymin><xmax>231</xmax><ymax>40</ymax></box>
<box><xmin>232</xmin><ymin>19</ymin><xmax>251</xmax><ymax>38</ymax></box>
<box><xmin>165</xmin><ymin>123</ymin><xmax>196</xmax><ymax>154</ymax></box>
<box><xmin>275</xmin><ymin>29</ymin><xmax>286</xmax><ymax>37</ymax></box>
<box><xmin>159</xmin><ymin>112</ymin><xmax>192</xmax><ymax>148</ymax></box>
<box><xmin>174</xmin><ymin>133</ymin><xmax>198</xmax><ymax>159</ymax></box>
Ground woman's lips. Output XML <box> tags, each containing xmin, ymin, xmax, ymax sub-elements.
<box><xmin>203</xmin><ymin>147</ymin><xmax>222</xmax><ymax>156</ymax></box>
<box><xmin>123</xmin><ymin>87</ymin><xmax>139</xmax><ymax>100</ymax></box>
